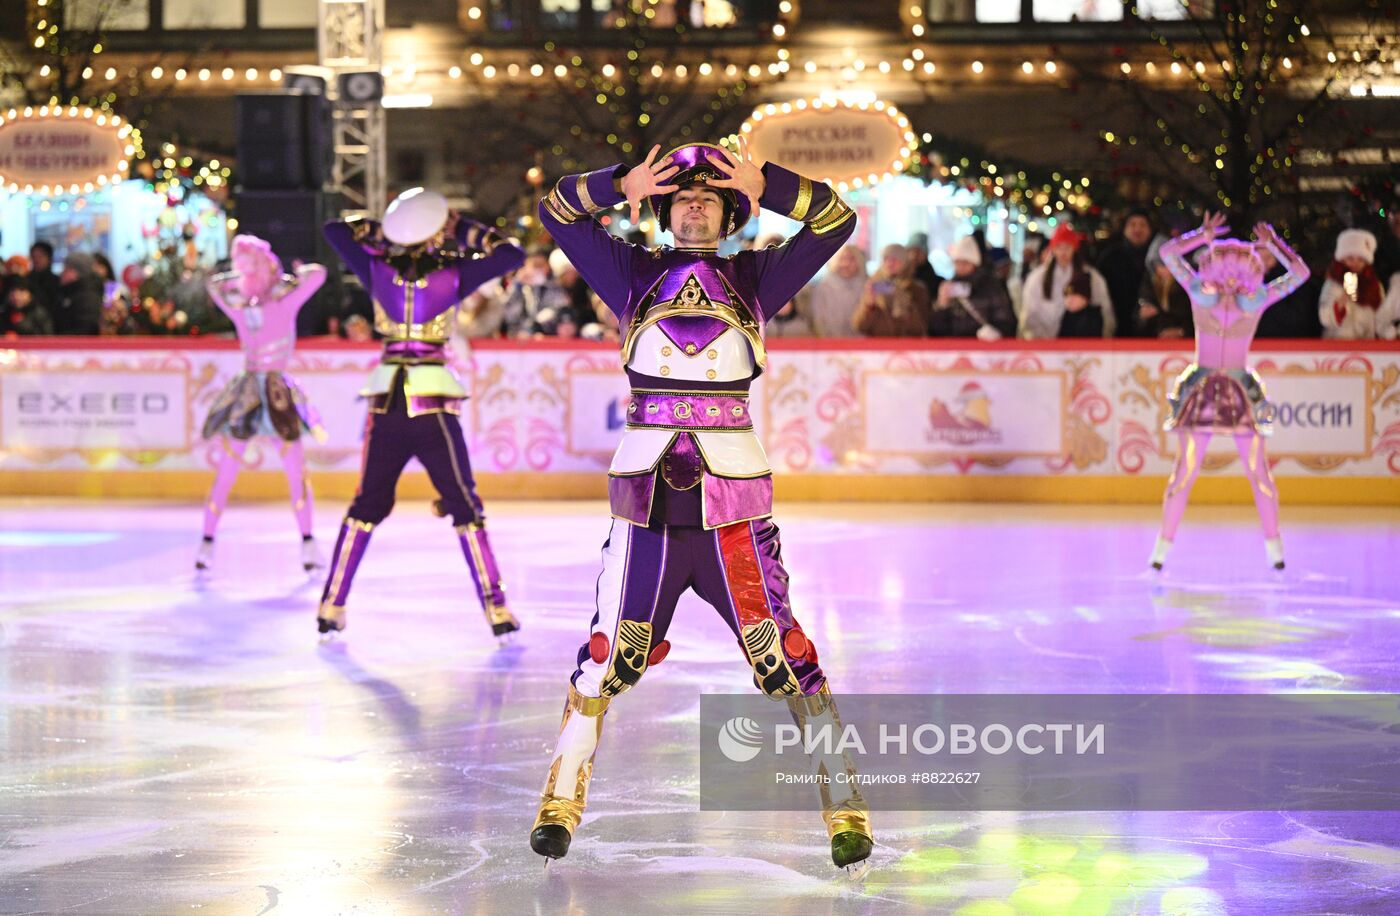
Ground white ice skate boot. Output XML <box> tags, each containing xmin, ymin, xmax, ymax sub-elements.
<box><xmin>301</xmin><ymin>536</ymin><xmax>325</xmax><ymax>572</ymax></box>
<box><xmin>195</xmin><ymin>537</ymin><xmax>214</xmax><ymax>571</ymax></box>
<box><xmin>1149</xmin><ymin>535</ymin><xmax>1172</xmax><ymax>571</ymax></box>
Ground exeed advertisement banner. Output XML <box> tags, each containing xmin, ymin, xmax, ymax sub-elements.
<box><xmin>0</xmin><ymin>369</ymin><xmax>189</xmax><ymax>451</ymax></box>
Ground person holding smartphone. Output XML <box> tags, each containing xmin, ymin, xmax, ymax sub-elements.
<box><xmin>930</xmin><ymin>236</ymin><xmax>1017</xmax><ymax>340</ymax></box>
<box><xmin>854</xmin><ymin>243</ymin><xmax>931</xmax><ymax>336</ymax></box>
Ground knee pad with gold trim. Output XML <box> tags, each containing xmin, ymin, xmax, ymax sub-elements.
<box><xmin>598</xmin><ymin>619</ymin><xmax>654</xmax><ymax>698</ymax></box>
<box><xmin>741</xmin><ymin>619</ymin><xmax>802</xmax><ymax>698</ymax></box>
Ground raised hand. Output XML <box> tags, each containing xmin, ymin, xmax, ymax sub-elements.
<box><xmin>1252</xmin><ymin>221</ymin><xmax>1280</xmax><ymax>248</ymax></box>
<box><xmin>709</xmin><ymin>135</ymin><xmax>766</xmax><ymax>218</ymax></box>
<box><xmin>1200</xmin><ymin>211</ymin><xmax>1228</xmax><ymax>239</ymax></box>
<box><xmin>622</xmin><ymin>145</ymin><xmax>681</xmax><ymax>224</ymax></box>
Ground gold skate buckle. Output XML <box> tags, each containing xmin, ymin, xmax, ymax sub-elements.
<box><xmin>486</xmin><ymin>603</ymin><xmax>518</xmax><ymax>628</ymax></box>
<box><xmin>317</xmin><ymin>602</ymin><xmax>347</xmax><ymax>628</ymax></box>
<box><xmin>533</xmin><ymin>795</ymin><xmax>586</xmax><ymax>833</ymax></box>
<box><xmin>824</xmin><ymin>806</ymin><xmax>872</xmax><ymax>841</ymax></box>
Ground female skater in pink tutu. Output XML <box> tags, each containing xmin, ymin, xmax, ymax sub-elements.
<box><xmin>1150</xmin><ymin>212</ymin><xmax>1309</xmax><ymax>571</ymax></box>
<box><xmin>195</xmin><ymin>235</ymin><xmax>327</xmax><ymax>572</ymax></box>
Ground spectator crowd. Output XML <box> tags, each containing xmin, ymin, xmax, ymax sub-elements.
<box><xmin>1</xmin><ymin>239</ymin><xmax>235</xmax><ymax>339</ymax></box>
<box><xmin>6</xmin><ymin>209</ymin><xmax>1400</xmax><ymax>342</ymax></box>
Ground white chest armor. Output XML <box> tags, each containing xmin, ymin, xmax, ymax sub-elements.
<box><xmin>626</xmin><ymin>324</ymin><xmax>754</xmax><ymax>383</ymax></box>
<box><xmin>609</xmin><ymin>325</ymin><xmax>770</xmax><ymax>478</ymax></box>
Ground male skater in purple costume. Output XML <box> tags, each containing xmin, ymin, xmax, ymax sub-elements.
<box><xmin>317</xmin><ymin>189</ymin><xmax>525</xmax><ymax>638</ymax></box>
<box><xmin>528</xmin><ymin>138</ymin><xmax>873</xmax><ymax>870</ymax></box>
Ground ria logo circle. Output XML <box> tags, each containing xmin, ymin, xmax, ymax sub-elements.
<box><xmin>717</xmin><ymin>716</ymin><xmax>764</xmax><ymax>763</ymax></box>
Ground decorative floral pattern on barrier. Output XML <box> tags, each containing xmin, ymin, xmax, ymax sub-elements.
<box><xmin>762</xmin><ymin>362</ymin><xmax>814</xmax><ymax>471</ymax></box>
<box><xmin>810</xmin><ymin>355</ymin><xmax>870</xmax><ymax>470</ymax></box>
<box><xmin>1047</xmin><ymin>357</ymin><xmax>1110</xmax><ymax>472</ymax></box>
<box><xmin>2</xmin><ymin>345</ymin><xmax>1396</xmax><ymax>481</ymax></box>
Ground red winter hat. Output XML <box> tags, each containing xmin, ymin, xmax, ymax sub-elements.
<box><xmin>1049</xmin><ymin>224</ymin><xmax>1084</xmax><ymax>250</ymax></box>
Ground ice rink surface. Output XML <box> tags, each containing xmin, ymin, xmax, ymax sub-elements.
<box><xmin>2</xmin><ymin>498</ymin><xmax>1398</xmax><ymax>915</ymax></box>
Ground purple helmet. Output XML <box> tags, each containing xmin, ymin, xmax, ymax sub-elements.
<box><xmin>649</xmin><ymin>143</ymin><xmax>753</xmax><ymax>238</ymax></box>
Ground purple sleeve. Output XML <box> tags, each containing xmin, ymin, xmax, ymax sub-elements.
<box><xmin>748</xmin><ymin>162</ymin><xmax>857</xmax><ymax>321</ymax></box>
<box><xmin>453</xmin><ymin>216</ymin><xmax>517</xmax><ymax>258</ymax></box>
<box><xmin>456</xmin><ymin>220</ymin><xmax>526</xmax><ymax>293</ymax></box>
<box><xmin>453</xmin><ymin>216</ymin><xmax>492</xmax><ymax>251</ymax></box>
<box><xmin>323</xmin><ymin>218</ymin><xmax>381</xmax><ymax>288</ymax></box>
<box><xmin>538</xmin><ymin>164</ymin><xmax>638</xmax><ymax>315</ymax></box>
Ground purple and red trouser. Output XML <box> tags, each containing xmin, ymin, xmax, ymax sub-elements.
<box><xmin>571</xmin><ymin>515</ymin><xmax>826</xmax><ymax>700</ymax></box>
<box><xmin>318</xmin><ymin>378</ymin><xmax>508</xmax><ymax>618</ymax></box>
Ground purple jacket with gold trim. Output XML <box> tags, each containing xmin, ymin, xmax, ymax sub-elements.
<box><xmin>324</xmin><ymin>216</ymin><xmax>524</xmax><ymax>407</ymax></box>
<box><xmin>539</xmin><ymin>160</ymin><xmax>856</xmax><ymax>528</ymax></box>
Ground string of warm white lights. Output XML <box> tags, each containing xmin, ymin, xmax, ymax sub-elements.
<box><xmin>334</xmin><ymin>48</ymin><xmax>1273</xmax><ymax>97</ymax></box>
<box><xmin>920</xmin><ymin>142</ymin><xmax>1097</xmax><ymax>229</ymax></box>
<box><xmin>105</xmin><ymin>52</ymin><xmax>1267</xmax><ymax>91</ymax></box>
<box><xmin>20</xmin><ymin>0</ymin><xmax>1384</xmax><ymax>226</ymax></box>
<box><xmin>140</xmin><ymin>140</ymin><xmax>234</xmax><ymax>191</ymax></box>
<box><xmin>44</xmin><ymin>13</ymin><xmax>1326</xmax><ymax>102</ymax></box>
<box><xmin>64</xmin><ymin>66</ymin><xmax>287</xmax><ymax>86</ymax></box>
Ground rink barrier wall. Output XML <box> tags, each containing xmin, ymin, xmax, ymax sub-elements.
<box><xmin>2</xmin><ymin>338</ymin><xmax>1397</xmax><ymax>505</ymax></box>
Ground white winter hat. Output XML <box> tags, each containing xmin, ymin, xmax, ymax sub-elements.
<box><xmin>1334</xmin><ymin>228</ymin><xmax>1376</xmax><ymax>264</ymax></box>
<box><xmin>548</xmin><ymin>247</ymin><xmax>572</xmax><ymax>277</ymax></box>
<box><xmin>950</xmin><ymin>236</ymin><xmax>982</xmax><ymax>266</ymax></box>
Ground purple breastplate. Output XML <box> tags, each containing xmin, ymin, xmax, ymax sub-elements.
<box><xmin>370</xmin><ymin>261</ymin><xmax>462</xmax><ymax>342</ymax></box>
<box><xmin>622</xmin><ymin>252</ymin><xmax>766</xmax><ymax>370</ymax></box>
<box><xmin>652</xmin><ymin>263</ymin><xmax>733</xmax><ymax>351</ymax></box>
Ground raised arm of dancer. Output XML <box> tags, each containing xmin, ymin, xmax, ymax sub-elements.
<box><xmin>204</xmin><ymin>271</ymin><xmax>239</xmax><ymax>319</ymax></box>
<box><xmin>323</xmin><ymin>218</ymin><xmax>384</xmax><ymax>287</ymax></box>
<box><xmin>452</xmin><ymin>216</ymin><xmax>526</xmax><ymax>292</ymax></box>
<box><xmin>712</xmin><ymin>136</ymin><xmax>857</xmax><ymax>320</ymax></box>
<box><xmin>538</xmin><ymin>149</ymin><xmax>676</xmax><ymax>312</ymax></box>
<box><xmin>1239</xmin><ymin>222</ymin><xmax>1310</xmax><ymax>314</ymax></box>
<box><xmin>282</xmin><ymin>263</ymin><xmax>329</xmax><ymax>311</ymax></box>
<box><xmin>1159</xmin><ymin>211</ymin><xmax>1227</xmax><ymax>291</ymax></box>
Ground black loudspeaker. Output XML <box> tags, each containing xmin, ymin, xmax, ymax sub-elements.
<box><xmin>235</xmin><ymin>91</ymin><xmax>331</xmax><ymax>191</ymax></box>
<box><xmin>337</xmin><ymin>70</ymin><xmax>384</xmax><ymax>103</ymax></box>
<box><xmin>236</xmin><ymin>190</ymin><xmax>345</xmax><ymax>335</ymax></box>
<box><xmin>235</xmin><ymin>190</ymin><xmax>338</xmax><ymax>264</ymax></box>
<box><xmin>282</xmin><ymin>67</ymin><xmax>328</xmax><ymax>97</ymax></box>
<box><xmin>304</xmin><ymin>93</ymin><xmax>332</xmax><ymax>189</ymax></box>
